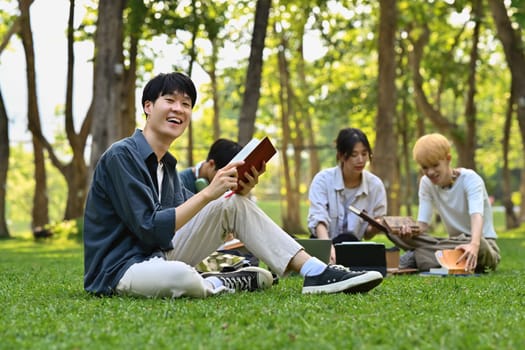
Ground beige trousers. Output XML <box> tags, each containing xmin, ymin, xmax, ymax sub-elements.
<box><xmin>116</xmin><ymin>194</ymin><xmax>303</xmax><ymax>298</ymax></box>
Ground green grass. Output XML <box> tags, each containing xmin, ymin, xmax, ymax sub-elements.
<box><xmin>1</xmin><ymin>229</ymin><xmax>524</xmax><ymax>349</ymax></box>
<box><xmin>1</xmin><ymin>203</ymin><xmax>524</xmax><ymax>349</ymax></box>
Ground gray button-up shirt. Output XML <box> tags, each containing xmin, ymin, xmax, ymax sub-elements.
<box><xmin>307</xmin><ymin>167</ymin><xmax>387</xmax><ymax>240</ymax></box>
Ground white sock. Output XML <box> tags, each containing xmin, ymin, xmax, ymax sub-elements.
<box><xmin>300</xmin><ymin>257</ymin><xmax>327</xmax><ymax>277</ymax></box>
<box><xmin>205</xmin><ymin>276</ymin><xmax>223</xmax><ymax>289</ymax></box>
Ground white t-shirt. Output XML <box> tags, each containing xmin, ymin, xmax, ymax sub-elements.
<box><xmin>417</xmin><ymin>168</ymin><xmax>497</xmax><ymax>239</ymax></box>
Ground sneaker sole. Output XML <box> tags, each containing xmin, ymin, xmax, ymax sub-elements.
<box><xmin>302</xmin><ymin>271</ymin><xmax>383</xmax><ymax>294</ymax></box>
<box><xmin>343</xmin><ymin>273</ymin><xmax>383</xmax><ymax>294</ymax></box>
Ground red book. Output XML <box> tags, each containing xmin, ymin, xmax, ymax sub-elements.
<box><xmin>228</xmin><ymin>136</ymin><xmax>277</xmax><ymax>190</ymax></box>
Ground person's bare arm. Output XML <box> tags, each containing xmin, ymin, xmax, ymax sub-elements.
<box><xmin>456</xmin><ymin>213</ymin><xmax>482</xmax><ymax>271</ymax></box>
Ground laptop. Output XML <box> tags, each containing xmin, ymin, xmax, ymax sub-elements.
<box><xmin>334</xmin><ymin>242</ymin><xmax>387</xmax><ymax>277</ymax></box>
<box><xmin>295</xmin><ymin>238</ymin><xmax>331</xmax><ymax>264</ymax></box>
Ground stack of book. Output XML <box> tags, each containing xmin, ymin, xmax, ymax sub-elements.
<box><xmin>424</xmin><ymin>249</ymin><xmax>474</xmax><ymax>276</ymax></box>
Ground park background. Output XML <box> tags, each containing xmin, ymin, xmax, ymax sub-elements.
<box><xmin>1</xmin><ymin>0</ymin><xmax>525</xmax><ymax>237</ymax></box>
<box><xmin>1</xmin><ymin>1</ymin><xmax>525</xmax><ymax>349</ymax></box>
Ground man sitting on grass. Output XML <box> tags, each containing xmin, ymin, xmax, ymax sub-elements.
<box><xmin>390</xmin><ymin>133</ymin><xmax>500</xmax><ymax>273</ymax></box>
<box><xmin>83</xmin><ymin>71</ymin><xmax>383</xmax><ymax>298</ymax></box>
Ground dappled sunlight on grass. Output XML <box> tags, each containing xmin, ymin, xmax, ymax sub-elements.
<box><xmin>1</xmin><ymin>236</ymin><xmax>78</xmax><ymax>248</ymax></box>
<box><xmin>497</xmin><ymin>224</ymin><xmax>525</xmax><ymax>239</ymax></box>
<box><xmin>0</xmin><ymin>235</ymin><xmax>82</xmax><ymax>261</ymax></box>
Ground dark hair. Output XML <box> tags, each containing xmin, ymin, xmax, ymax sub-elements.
<box><xmin>336</xmin><ymin>128</ymin><xmax>372</xmax><ymax>160</ymax></box>
<box><xmin>207</xmin><ymin>139</ymin><xmax>243</xmax><ymax>169</ymax></box>
<box><xmin>141</xmin><ymin>72</ymin><xmax>197</xmax><ymax>113</ymax></box>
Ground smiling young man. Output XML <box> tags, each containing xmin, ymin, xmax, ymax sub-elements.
<box><xmin>83</xmin><ymin>72</ymin><xmax>383</xmax><ymax>298</ymax></box>
<box><xmin>388</xmin><ymin>133</ymin><xmax>500</xmax><ymax>273</ymax></box>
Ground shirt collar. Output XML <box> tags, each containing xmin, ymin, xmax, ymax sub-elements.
<box><xmin>132</xmin><ymin>129</ymin><xmax>177</xmax><ymax>168</ymax></box>
<box><xmin>334</xmin><ymin>166</ymin><xmax>370</xmax><ymax>195</ymax></box>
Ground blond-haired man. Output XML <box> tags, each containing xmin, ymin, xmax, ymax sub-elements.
<box><xmin>390</xmin><ymin>133</ymin><xmax>500</xmax><ymax>272</ymax></box>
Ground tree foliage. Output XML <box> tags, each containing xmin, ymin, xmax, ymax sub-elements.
<box><xmin>1</xmin><ymin>0</ymin><xmax>524</xmax><ymax>234</ymax></box>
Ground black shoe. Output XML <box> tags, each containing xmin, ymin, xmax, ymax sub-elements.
<box><xmin>302</xmin><ymin>265</ymin><xmax>383</xmax><ymax>294</ymax></box>
<box><xmin>201</xmin><ymin>266</ymin><xmax>273</xmax><ymax>292</ymax></box>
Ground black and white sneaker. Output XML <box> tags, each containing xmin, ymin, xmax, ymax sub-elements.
<box><xmin>302</xmin><ymin>265</ymin><xmax>383</xmax><ymax>294</ymax></box>
<box><xmin>201</xmin><ymin>266</ymin><xmax>274</xmax><ymax>292</ymax></box>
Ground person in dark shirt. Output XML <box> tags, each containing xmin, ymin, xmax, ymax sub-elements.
<box><xmin>83</xmin><ymin>72</ymin><xmax>383</xmax><ymax>298</ymax></box>
<box><xmin>179</xmin><ymin>138</ymin><xmax>242</xmax><ymax>194</ymax></box>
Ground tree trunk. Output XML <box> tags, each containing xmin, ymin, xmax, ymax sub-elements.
<box><xmin>277</xmin><ymin>37</ymin><xmax>294</xmax><ymax>234</ymax></box>
<box><xmin>462</xmin><ymin>0</ymin><xmax>482</xmax><ymax>172</ymax></box>
<box><xmin>400</xmin><ymin>91</ymin><xmax>414</xmax><ymax>216</ymax></box>
<box><xmin>89</xmin><ymin>0</ymin><xmax>126</xmax><ymax>171</ymax></box>
<box><xmin>121</xmin><ymin>0</ymin><xmax>146</xmax><ymax>143</ymax></box>
<box><xmin>0</xmin><ymin>88</ymin><xmax>10</xmax><ymax>238</ymax></box>
<box><xmin>488</xmin><ymin>0</ymin><xmax>525</xmax><ymax>223</ymax></box>
<box><xmin>238</xmin><ymin>0</ymin><xmax>271</xmax><ymax>145</ymax></box>
<box><xmin>276</xmin><ymin>31</ymin><xmax>305</xmax><ymax>235</ymax></box>
<box><xmin>19</xmin><ymin>0</ymin><xmax>49</xmax><ymax>229</ymax></box>
<box><xmin>211</xmin><ymin>44</ymin><xmax>221</xmax><ymax>141</ymax></box>
<box><xmin>373</xmin><ymin>0</ymin><xmax>399</xmax><ymax>215</ymax></box>
<box><xmin>502</xmin><ymin>82</ymin><xmax>519</xmax><ymax>229</ymax></box>
<box><xmin>185</xmin><ymin>0</ymin><xmax>199</xmax><ymax>166</ymax></box>
<box><xmin>295</xmin><ymin>19</ymin><xmax>320</xmax><ymax>181</ymax></box>
<box><xmin>61</xmin><ymin>0</ymin><xmax>87</xmax><ymax>220</ymax></box>
<box><xmin>121</xmin><ymin>36</ymin><xmax>138</xmax><ymax>139</ymax></box>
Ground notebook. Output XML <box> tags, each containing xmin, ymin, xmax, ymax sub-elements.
<box><xmin>334</xmin><ymin>242</ymin><xmax>387</xmax><ymax>277</ymax></box>
<box><xmin>295</xmin><ymin>239</ymin><xmax>331</xmax><ymax>264</ymax></box>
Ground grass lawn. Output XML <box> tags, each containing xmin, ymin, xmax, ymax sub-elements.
<box><xmin>1</xmin><ymin>213</ymin><xmax>524</xmax><ymax>349</ymax></box>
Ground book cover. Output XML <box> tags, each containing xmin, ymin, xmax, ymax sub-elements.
<box><xmin>434</xmin><ymin>249</ymin><xmax>471</xmax><ymax>273</ymax></box>
<box><xmin>382</xmin><ymin>216</ymin><xmax>420</xmax><ymax>235</ymax></box>
<box><xmin>421</xmin><ymin>249</ymin><xmax>474</xmax><ymax>276</ymax></box>
<box><xmin>348</xmin><ymin>206</ymin><xmax>420</xmax><ymax>236</ymax></box>
<box><xmin>348</xmin><ymin>205</ymin><xmax>390</xmax><ymax>234</ymax></box>
<box><xmin>229</xmin><ymin>136</ymin><xmax>277</xmax><ymax>184</ymax></box>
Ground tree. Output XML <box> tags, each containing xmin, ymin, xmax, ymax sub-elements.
<box><xmin>407</xmin><ymin>11</ymin><xmax>480</xmax><ymax>170</ymax></box>
<box><xmin>275</xmin><ymin>24</ymin><xmax>305</xmax><ymax>234</ymax></box>
<box><xmin>46</xmin><ymin>0</ymin><xmax>92</xmax><ymax>220</ymax></box>
<box><xmin>0</xmin><ymin>88</ymin><xmax>9</xmax><ymax>238</ymax></box>
<box><xmin>501</xmin><ymin>85</ymin><xmax>520</xmax><ymax>228</ymax></box>
<box><xmin>89</xmin><ymin>0</ymin><xmax>126</xmax><ymax>170</ymax></box>
<box><xmin>198</xmin><ymin>1</ymin><xmax>230</xmax><ymax>141</ymax></box>
<box><xmin>489</xmin><ymin>0</ymin><xmax>525</xmax><ymax>223</ymax></box>
<box><xmin>0</xmin><ymin>10</ymin><xmax>19</xmax><ymax>238</ymax></box>
<box><xmin>238</xmin><ymin>0</ymin><xmax>271</xmax><ymax>145</ymax></box>
<box><xmin>373</xmin><ymin>0</ymin><xmax>399</xmax><ymax>215</ymax></box>
<box><xmin>121</xmin><ymin>0</ymin><xmax>147</xmax><ymax>141</ymax></box>
<box><xmin>18</xmin><ymin>0</ymin><xmax>49</xmax><ymax>230</ymax></box>
<box><xmin>18</xmin><ymin>0</ymin><xmax>94</xmax><ymax>221</ymax></box>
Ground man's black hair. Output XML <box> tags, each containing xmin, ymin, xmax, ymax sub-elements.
<box><xmin>207</xmin><ymin>139</ymin><xmax>243</xmax><ymax>170</ymax></box>
<box><xmin>141</xmin><ymin>72</ymin><xmax>197</xmax><ymax>112</ymax></box>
